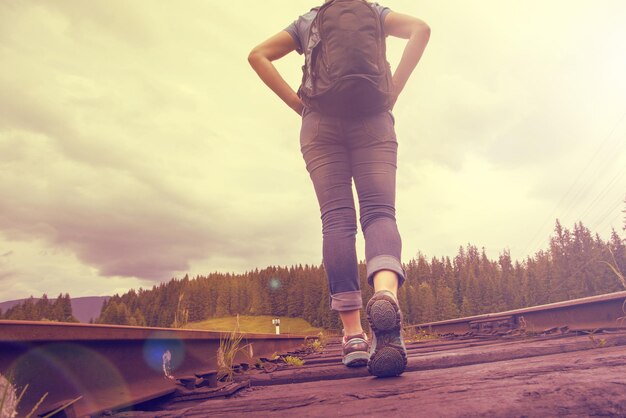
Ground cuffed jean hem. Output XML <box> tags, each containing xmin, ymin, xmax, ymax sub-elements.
<box><xmin>366</xmin><ymin>255</ymin><xmax>406</xmax><ymax>288</ymax></box>
<box><xmin>330</xmin><ymin>290</ymin><xmax>364</xmax><ymax>312</ymax></box>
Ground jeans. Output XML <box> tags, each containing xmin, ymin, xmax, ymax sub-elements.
<box><xmin>300</xmin><ymin>108</ymin><xmax>406</xmax><ymax>312</ymax></box>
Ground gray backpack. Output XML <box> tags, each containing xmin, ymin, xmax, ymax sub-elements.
<box><xmin>298</xmin><ymin>0</ymin><xmax>394</xmax><ymax>117</ymax></box>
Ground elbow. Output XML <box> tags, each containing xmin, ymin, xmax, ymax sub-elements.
<box><xmin>248</xmin><ymin>49</ymin><xmax>261</xmax><ymax>66</ymax></box>
<box><xmin>412</xmin><ymin>21</ymin><xmax>431</xmax><ymax>39</ymax></box>
<box><xmin>248</xmin><ymin>44</ymin><xmax>270</xmax><ymax>65</ymax></box>
<box><xmin>248</xmin><ymin>48</ymin><xmax>272</xmax><ymax>69</ymax></box>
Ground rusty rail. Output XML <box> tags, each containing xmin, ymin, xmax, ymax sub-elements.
<box><xmin>3</xmin><ymin>291</ymin><xmax>625</xmax><ymax>416</ymax></box>
<box><xmin>413</xmin><ymin>291</ymin><xmax>626</xmax><ymax>335</ymax></box>
<box><xmin>0</xmin><ymin>321</ymin><xmax>313</xmax><ymax>417</ymax></box>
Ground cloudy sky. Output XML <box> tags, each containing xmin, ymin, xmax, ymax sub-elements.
<box><xmin>1</xmin><ymin>1</ymin><xmax>625</xmax><ymax>302</ymax></box>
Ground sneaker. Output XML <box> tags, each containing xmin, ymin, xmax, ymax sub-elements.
<box><xmin>342</xmin><ymin>332</ymin><xmax>370</xmax><ymax>367</ymax></box>
<box><xmin>366</xmin><ymin>290</ymin><xmax>407</xmax><ymax>377</ymax></box>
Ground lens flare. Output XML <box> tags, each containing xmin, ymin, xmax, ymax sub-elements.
<box><xmin>269</xmin><ymin>278</ymin><xmax>281</xmax><ymax>290</ymax></box>
<box><xmin>8</xmin><ymin>343</ymin><xmax>130</xmax><ymax>416</ymax></box>
<box><xmin>142</xmin><ymin>331</ymin><xmax>185</xmax><ymax>377</ymax></box>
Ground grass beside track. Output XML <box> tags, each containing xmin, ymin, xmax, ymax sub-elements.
<box><xmin>183</xmin><ymin>315</ymin><xmax>323</xmax><ymax>335</ymax></box>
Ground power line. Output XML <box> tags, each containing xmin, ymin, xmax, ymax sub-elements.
<box><xmin>560</xmin><ymin>130</ymin><xmax>626</xmax><ymax>224</ymax></box>
<box><xmin>577</xmin><ymin>148</ymin><xmax>626</xmax><ymax>222</ymax></box>
<box><xmin>589</xmin><ymin>197</ymin><xmax>625</xmax><ymax>234</ymax></box>
<box><xmin>521</xmin><ymin>110</ymin><xmax>626</xmax><ymax>257</ymax></box>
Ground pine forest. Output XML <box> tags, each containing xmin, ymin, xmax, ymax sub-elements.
<box><xmin>2</xmin><ymin>220</ymin><xmax>625</xmax><ymax>331</ymax></box>
<box><xmin>95</xmin><ymin>220</ymin><xmax>626</xmax><ymax>330</ymax></box>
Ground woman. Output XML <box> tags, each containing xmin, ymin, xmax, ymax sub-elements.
<box><xmin>248</xmin><ymin>0</ymin><xmax>430</xmax><ymax>377</ymax></box>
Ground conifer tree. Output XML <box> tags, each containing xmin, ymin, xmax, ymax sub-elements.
<box><xmin>133</xmin><ymin>308</ymin><xmax>147</xmax><ymax>326</ymax></box>
<box><xmin>21</xmin><ymin>297</ymin><xmax>36</xmax><ymax>320</ymax></box>
<box><xmin>435</xmin><ymin>284</ymin><xmax>458</xmax><ymax>320</ymax></box>
<box><xmin>414</xmin><ymin>282</ymin><xmax>436</xmax><ymax>323</ymax></box>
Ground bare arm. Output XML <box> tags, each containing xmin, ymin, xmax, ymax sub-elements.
<box><xmin>248</xmin><ymin>31</ymin><xmax>304</xmax><ymax>116</ymax></box>
<box><xmin>384</xmin><ymin>12</ymin><xmax>431</xmax><ymax>106</ymax></box>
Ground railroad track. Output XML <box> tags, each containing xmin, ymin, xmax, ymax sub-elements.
<box><xmin>411</xmin><ymin>290</ymin><xmax>626</xmax><ymax>336</ymax></box>
<box><xmin>1</xmin><ymin>290</ymin><xmax>625</xmax><ymax>417</ymax></box>
<box><xmin>0</xmin><ymin>321</ymin><xmax>312</xmax><ymax>417</ymax></box>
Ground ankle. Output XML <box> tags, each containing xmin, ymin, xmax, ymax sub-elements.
<box><xmin>372</xmin><ymin>270</ymin><xmax>399</xmax><ymax>296</ymax></box>
<box><xmin>374</xmin><ymin>287</ymin><xmax>397</xmax><ymax>298</ymax></box>
<box><xmin>343</xmin><ymin>327</ymin><xmax>364</xmax><ymax>337</ymax></box>
<box><xmin>338</xmin><ymin>308</ymin><xmax>363</xmax><ymax>337</ymax></box>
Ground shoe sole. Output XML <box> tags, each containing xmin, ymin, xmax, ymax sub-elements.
<box><xmin>343</xmin><ymin>351</ymin><xmax>369</xmax><ymax>368</ymax></box>
<box><xmin>366</xmin><ymin>294</ymin><xmax>407</xmax><ymax>377</ymax></box>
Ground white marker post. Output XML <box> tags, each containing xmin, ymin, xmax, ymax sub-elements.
<box><xmin>272</xmin><ymin>318</ymin><xmax>280</xmax><ymax>335</ymax></box>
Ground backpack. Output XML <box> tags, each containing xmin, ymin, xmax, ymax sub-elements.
<box><xmin>298</xmin><ymin>0</ymin><xmax>394</xmax><ymax>117</ymax></box>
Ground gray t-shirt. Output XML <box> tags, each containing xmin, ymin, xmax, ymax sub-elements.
<box><xmin>284</xmin><ymin>3</ymin><xmax>392</xmax><ymax>55</ymax></box>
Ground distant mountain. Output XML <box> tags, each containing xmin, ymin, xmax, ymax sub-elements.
<box><xmin>0</xmin><ymin>296</ymin><xmax>110</xmax><ymax>323</ymax></box>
